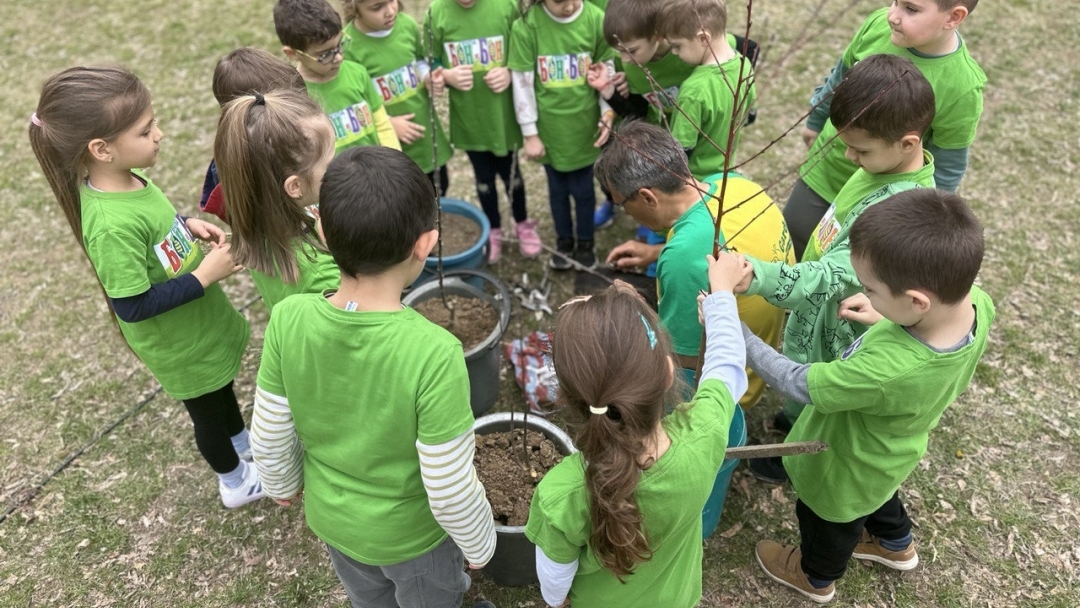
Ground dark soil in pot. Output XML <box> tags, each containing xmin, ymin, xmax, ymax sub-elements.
<box><xmin>414</xmin><ymin>294</ymin><xmax>499</xmax><ymax>350</ymax></box>
<box><xmin>474</xmin><ymin>429</ymin><xmax>565</xmax><ymax>526</ymax></box>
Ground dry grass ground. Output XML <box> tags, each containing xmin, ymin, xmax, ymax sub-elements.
<box><xmin>0</xmin><ymin>0</ymin><xmax>1077</xmax><ymax>606</ymax></box>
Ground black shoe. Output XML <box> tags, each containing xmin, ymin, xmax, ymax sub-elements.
<box><xmin>573</xmin><ymin>239</ymin><xmax>596</xmax><ymax>269</ymax></box>
<box><xmin>748</xmin><ymin>455</ymin><xmax>788</xmax><ymax>484</ymax></box>
<box><xmin>549</xmin><ymin>237</ymin><xmax>574</xmax><ymax>271</ymax></box>
<box><xmin>772</xmin><ymin>410</ymin><xmax>794</xmax><ymax>434</ymax></box>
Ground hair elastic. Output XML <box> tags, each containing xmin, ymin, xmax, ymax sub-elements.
<box><xmin>30</xmin><ymin>113</ymin><xmax>43</xmax><ymax>127</ymax></box>
<box><xmin>253</xmin><ymin>93</ymin><xmax>265</xmax><ymax>106</ymax></box>
<box><xmin>589</xmin><ymin>405</ymin><xmax>609</xmax><ymax>416</ymax></box>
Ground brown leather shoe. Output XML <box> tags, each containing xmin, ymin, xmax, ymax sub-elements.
<box><xmin>853</xmin><ymin>530</ymin><xmax>919</xmax><ymax>571</ymax></box>
<box><xmin>755</xmin><ymin>540</ymin><xmax>835</xmax><ymax>604</ymax></box>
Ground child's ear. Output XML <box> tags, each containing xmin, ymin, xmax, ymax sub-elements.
<box><xmin>283</xmin><ymin>175</ymin><xmax>304</xmax><ymax>200</ymax></box>
<box><xmin>899</xmin><ymin>133</ymin><xmax>923</xmax><ymax>153</ymax></box>
<box><xmin>905</xmin><ymin>289</ymin><xmax>932</xmax><ymax>315</ymax></box>
<box><xmin>943</xmin><ymin>6</ymin><xmax>968</xmax><ymax>30</ymax></box>
<box><xmin>696</xmin><ymin>29</ymin><xmax>712</xmax><ymax>47</ymax></box>
<box><xmin>87</xmin><ymin>138</ymin><xmax>111</xmax><ymax>163</ymax></box>
<box><xmin>414</xmin><ymin>228</ymin><xmax>439</xmax><ymax>260</ymax></box>
<box><xmin>282</xmin><ymin>46</ymin><xmax>299</xmax><ymax>61</ymax></box>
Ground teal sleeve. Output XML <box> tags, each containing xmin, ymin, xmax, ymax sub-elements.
<box><xmin>745</xmin><ymin>239</ymin><xmax>861</xmax><ymax>310</ymax></box>
<box><xmin>925</xmin><ymin>144</ymin><xmax>968</xmax><ymax>192</ymax></box>
<box><xmin>806</xmin><ymin>56</ymin><xmax>848</xmax><ymax>133</ymax></box>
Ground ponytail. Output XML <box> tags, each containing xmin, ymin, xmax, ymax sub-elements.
<box><xmin>214</xmin><ymin>89</ymin><xmax>330</xmax><ymax>283</ymax></box>
<box><xmin>551</xmin><ymin>285</ymin><xmax>676</xmax><ymax>579</ymax></box>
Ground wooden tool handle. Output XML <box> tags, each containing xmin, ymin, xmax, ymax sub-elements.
<box><xmin>724</xmin><ymin>441</ymin><xmax>828</xmax><ymax>460</ymax></box>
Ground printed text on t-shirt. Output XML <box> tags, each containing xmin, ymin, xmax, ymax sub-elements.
<box><xmin>373</xmin><ymin>61</ymin><xmax>422</xmax><ymax>104</ymax></box>
<box><xmin>156</xmin><ymin>215</ymin><xmax>196</xmax><ymax>275</ymax></box>
<box><xmin>444</xmin><ymin>36</ymin><xmax>505</xmax><ymax>71</ymax></box>
<box><xmin>328</xmin><ymin>101</ymin><xmax>375</xmax><ymax>144</ymax></box>
<box><xmin>537</xmin><ymin>53</ymin><xmax>591</xmax><ymax>88</ymax></box>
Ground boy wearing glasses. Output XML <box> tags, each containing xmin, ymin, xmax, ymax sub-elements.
<box><xmin>274</xmin><ymin>0</ymin><xmax>400</xmax><ymax>153</ymax></box>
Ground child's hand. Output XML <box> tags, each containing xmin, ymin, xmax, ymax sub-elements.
<box><xmin>443</xmin><ymin>64</ymin><xmax>474</xmax><ymax>91</ymax></box>
<box><xmin>523</xmin><ymin>135</ymin><xmax>545</xmax><ymax>160</ymax></box>
<box><xmin>611</xmin><ymin>71</ymin><xmax>629</xmax><ymax>97</ymax></box>
<box><xmin>594</xmin><ymin>110</ymin><xmax>615</xmax><ymax>147</ymax></box>
<box><xmin>192</xmin><ymin>242</ymin><xmax>243</xmax><ymax>287</ymax></box>
<box><xmin>390</xmin><ymin>113</ymin><xmax>426</xmax><ymax>144</ymax></box>
<box><xmin>606</xmin><ymin>240</ymin><xmax>662</xmax><ymax>269</ymax></box>
<box><xmin>586</xmin><ymin>63</ymin><xmax>615</xmax><ymax>99</ymax></box>
<box><xmin>706</xmin><ymin>251</ymin><xmax>750</xmax><ymax>293</ymax></box>
<box><xmin>430</xmin><ymin>67</ymin><xmax>446</xmax><ymax>96</ymax></box>
<box><xmin>732</xmin><ymin>255</ymin><xmax>754</xmax><ymax>293</ymax></box>
<box><xmin>186</xmin><ymin>217</ymin><xmax>227</xmax><ymax>245</ymax></box>
<box><xmin>838</xmin><ymin>292</ymin><xmax>883</xmax><ymax>325</ymax></box>
<box><xmin>801</xmin><ymin>127</ymin><xmax>819</xmax><ymax>148</ymax></box>
<box><xmin>483</xmin><ymin>67</ymin><xmax>510</xmax><ymax>93</ymax></box>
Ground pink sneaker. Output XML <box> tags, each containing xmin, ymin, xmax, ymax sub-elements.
<box><xmin>515</xmin><ymin>219</ymin><xmax>542</xmax><ymax>258</ymax></box>
<box><xmin>488</xmin><ymin>228</ymin><xmax>503</xmax><ymax>264</ymax></box>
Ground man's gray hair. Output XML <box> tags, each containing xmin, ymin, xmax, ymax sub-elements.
<box><xmin>594</xmin><ymin>120</ymin><xmax>691</xmax><ymax>197</ymax></box>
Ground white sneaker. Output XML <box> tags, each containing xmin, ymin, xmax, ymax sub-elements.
<box><xmin>219</xmin><ymin>461</ymin><xmax>265</xmax><ymax>509</ymax></box>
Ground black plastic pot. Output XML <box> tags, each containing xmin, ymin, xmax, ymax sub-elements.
<box><xmin>403</xmin><ymin>269</ymin><xmax>511</xmax><ymax>416</ymax></box>
<box><xmin>473</xmin><ymin>412</ymin><xmax>577</xmax><ymax>587</ymax></box>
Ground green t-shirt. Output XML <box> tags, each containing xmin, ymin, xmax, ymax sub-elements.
<box><xmin>670</xmin><ymin>56</ymin><xmax>757</xmax><ymax>180</ymax></box>
<box><xmin>525</xmin><ymin>379</ymin><xmax>735</xmax><ymax>608</ymax></box>
<box><xmin>508</xmin><ymin>4</ymin><xmax>613</xmax><ymax>171</ymax></box>
<box><xmin>345</xmin><ymin>14</ymin><xmax>453</xmax><ymax>172</ymax></box>
<box><xmin>426</xmin><ymin>0</ymin><xmax>522</xmax><ymax>154</ymax></box>
<box><xmin>305</xmin><ymin>60</ymin><xmax>384</xmax><ymax>154</ymax></box>
<box><xmin>248</xmin><ymin>241</ymin><xmax>339</xmax><ymax>313</ymax></box>
<box><xmin>802</xmin><ymin>7</ymin><xmax>986</xmax><ymax>202</ymax></box>
<box><xmin>257</xmin><ymin>294</ymin><xmax>474</xmax><ymax>565</ymax></box>
<box><xmin>619</xmin><ymin>51</ymin><xmax>697</xmax><ymax>126</ymax></box>
<box><xmin>788</xmin><ymin>287</ymin><xmax>994</xmax><ymax>522</ymax></box>
<box><xmin>803</xmin><ymin>151</ymin><xmax>935</xmax><ymax>262</ymax></box>
<box><xmin>80</xmin><ymin>175</ymin><xmax>249</xmax><ymax>400</ymax></box>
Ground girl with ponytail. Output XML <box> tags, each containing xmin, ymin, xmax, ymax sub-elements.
<box><xmin>525</xmin><ymin>254</ymin><xmax>750</xmax><ymax>608</ymax></box>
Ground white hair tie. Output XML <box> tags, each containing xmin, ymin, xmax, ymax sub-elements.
<box><xmin>589</xmin><ymin>405</ymin><xmax>609</xmax><ymax>415</ymax></box>
<box><xmin>30</xmin><ymin>113</ymin><xmax>43</xmax><ymax>127</ymax></box>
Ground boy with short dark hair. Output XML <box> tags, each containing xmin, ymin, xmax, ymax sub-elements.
<box><xmin>251</xmin><ymin>146</ymin><xmax>496</xmax><ymax>608</ymax></box>
<box><xmin>734</xmin><ymin>54</ymin><xmax>938</xmax><ymax>482</ymax></box>
<box><xmin>654</xmin><ymin>0</ymin><xmax>756</xmax><ymax>179</ymax></box>
<box><xmin>200</xmin><ymin>47</ymin><xmax>310</xmax><ymax>222</ymax></box>
<box><xmin>740</xmin><ymin>188</ymin><xmax>994</xmax><ymax>603</ymax></box>
<box><xmin>783</xmin><ymin>0</ymin><xmax>985</xmax><ymax>260</ymax></box>
<box><xmin>273</xmin><ymin>0</ymin><xmax>400</xmax><ymax>154</ymax></box>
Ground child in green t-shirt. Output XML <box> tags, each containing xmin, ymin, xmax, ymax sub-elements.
<box><xmin>744</xmin><ymin>189</ymin><xmax>994</xmax><ymax>604</ymax></box>
<box><xmin>526</xmin><ymin>258</ymin><xmax>748</xmax><ymax>608</ymax></box>
<box><xmin>509</xmin><ymin>0</ymin><xmax>615</xmax><ymax>270</ymax></box>
<box><xmin>30</xmin><ymin>66</ymin><xmax>260</xmax><ymax>509</ymax></box>
<box><xmin>426</xmin><ymin>0</ymin><xmax>543</xmax><ymax>264</ymax></box>
<box><xmin>784</xmin><ymin>0</ymin><xmax>985</xmax><ymax>260</ymax></box>
<box><xmin>654</xmin><ymin>0</ymin><xmax>757</xmax><ymax>180</ymax></box>
<box><xmin>734</xmin><ymin>54</ymin><xmax>937</xmax><ymax>484</ymax></box>
<box><xmin>273</xmin><ymin>0</ymin><xmax>401</xmax><ymax>155</ymax></box>
<box><xmin>200</xmin><ymin>47</ymin><xmax>307</xmax><ymax>224</ymax></box>
<box><xmin>213</xmin><ymin>89</ymin><xmax>340</xmax><ymax>312</ymax></box>
<box><xmin>251</xmin><ymin>146</ymin><xmax>497</xmax><ymax>608</ymax></box>
<box><xmin>341</xmin><ymin>0</ymin><xmax>453</xmax><ymax>192</ymax></box>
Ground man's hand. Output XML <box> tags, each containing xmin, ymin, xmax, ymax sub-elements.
<box><xmin>606</xmin><ymin>240</ymin><xmax>662</xmax><ymax>269</ymax></box>
<box><xmin>594</xmin><ymin>110</ymin><xmax>615</xmax><ymax>147</ymax></box>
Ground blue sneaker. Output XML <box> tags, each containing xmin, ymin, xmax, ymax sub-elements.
<box><xmin>594</xmin><ymin>199</ymin><xmax>615</xmax><ymax>230</ymax></box>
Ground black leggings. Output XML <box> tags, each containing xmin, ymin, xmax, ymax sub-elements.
<box><xmin>181</xmin><ymin>381</ymin><xmax>245</xmax><ymax>474</ymax></box>
<box><xmin>796</xmin><ymin>492</ymin><xmax>912</xmax><ymax>582</ymax></box>
<box><xmin>782</xmin><ymin>178</ymin><xmax>832</xmax><ymax>262</ymax></box>
<box><xmin>464</xmin><ymin>150</ymin><xmax>527</xmax><ymax>229</ymax></box>
<box><xmin>426</xmin><ymin>165</ymin><xmax>450</xmax><ymax>198</ymax></box>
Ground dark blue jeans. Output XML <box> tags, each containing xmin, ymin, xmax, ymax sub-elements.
<box><xmin>465</xmin><ymin>150</ymin><xmax>527</xmax><ymax>230</ymax></box>
<box><xmin>543</xmin><ymin>164</ymin><xmax>596</xmax><ymax>241</ymax></box>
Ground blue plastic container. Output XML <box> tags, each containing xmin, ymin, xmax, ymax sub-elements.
<box><xmin>702</xmin><ymin>405</ymin><xmax>747</xmax><ymax>539</ymax></box>
<box><xmin>413</xmin><ymin>198</ymin><xmax>490</xmax><ymax>289</ymax></box>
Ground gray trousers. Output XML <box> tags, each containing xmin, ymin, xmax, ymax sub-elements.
<box><xmin>782</xmin><ymin>178</ymin><xmax>832</xmax><ymax>263</ymax></box>
<box><xmin>327</xmin><ymin>536</ymin><xmax>471</xmax><ymax>608</ymax></box>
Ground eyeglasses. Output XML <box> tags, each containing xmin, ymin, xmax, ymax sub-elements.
<box><xmin>611</xmin><ymin>190</ymin><xmax>640</xmax><ymax>207</ymax></box>
<box><xmin>296</xmin><ymin>35</ymin><xmax>351</xmax><ymax>65</ymax></box>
